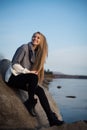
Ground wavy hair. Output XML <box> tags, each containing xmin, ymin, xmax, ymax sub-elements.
<box><xmin>31</xmin><ymin>32</ymin><xmax>48</xmax><ymax>84</ymax></box>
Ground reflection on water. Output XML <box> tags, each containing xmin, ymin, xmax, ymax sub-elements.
<box><xmin>49</xmin><ymin>79</ymin><xmax>87</xmax><ymax>123</ymax></box>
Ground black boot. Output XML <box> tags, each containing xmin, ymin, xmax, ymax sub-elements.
<box><xmin>24</xmin><ymin>98</ymin><xmax>37</xmax><ymax>117</ymax></box>
<box><xmin>48</xmin><ymin>112</ymin><xmax>64</xmax><ymax>127</ymax></box>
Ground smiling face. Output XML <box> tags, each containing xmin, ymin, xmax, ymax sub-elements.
<box><xmin>32</xmin><ymin>32</ymin><xmax>41</xmax><ymax>46</ymax></box>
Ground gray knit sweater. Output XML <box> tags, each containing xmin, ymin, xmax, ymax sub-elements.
<box><xmin>5</xmin><ymin>42</ymin><xmax>35</xmax><ymax>82</ymax></box>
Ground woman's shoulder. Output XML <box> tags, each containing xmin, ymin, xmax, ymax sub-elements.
<box><xmin>16</xmin><ymin>42</ymin><xmax>31</xmax><ymax>53</ymax></box>
<box><xmin>18</xmin><ymin>43</ymin><xmax>29</xmax><ymax>50</ymax></box>
<box><xmin>20</xmin><ymin>43</ymin><xmax>28</xmax><ymax>48</ymax></box>
<box><xmin>22</xmin><ymin>42</ymin><xmax>31</xmax><ymax>48</ymax></box>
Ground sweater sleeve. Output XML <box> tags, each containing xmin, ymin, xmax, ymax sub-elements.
<box><xmin>12</xmin><ymin>64</ymin><xmax>30</xmax><ymax>75</ymax></box>
<box><xmin>12</xmin><ymin>45</ymin><xmax>25</xmax><ymax>65</ymax></box>
<box><xmin>5</xmin><ymin>63</ymin><xmax>30</xmax><ymax>82</ymax></box>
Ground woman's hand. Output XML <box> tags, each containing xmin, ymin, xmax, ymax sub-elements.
<box><xmin>30</xmin><ymin>70</ymin><xmax>38</xmax><ymax>75</ymax></box>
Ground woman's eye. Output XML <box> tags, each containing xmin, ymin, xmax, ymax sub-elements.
<box><xmin>33</xmin><ymin>35</ymin><xmax>40</xmax><ymax>39</ymax></box>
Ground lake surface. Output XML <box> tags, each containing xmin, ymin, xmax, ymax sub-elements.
<box><xmin>49</xmin><ymin>78</ymin><xmax>87</xmax><ymax>123</ymax></box>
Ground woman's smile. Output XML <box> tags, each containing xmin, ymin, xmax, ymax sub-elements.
<box><xmin>32</xmin><ymin>33</ymin><xmax>41</xmax><ymax>46</ymax></box>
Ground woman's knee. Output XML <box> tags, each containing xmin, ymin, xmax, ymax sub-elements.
<box><xmin>32</xmin><ymin>74</ymin><xmax>38</xmax><ymax>84</ymax></box>
<box><xmin>26</xmin><ymin>73</ymin><xmax>38</xmax><ymax>85</ymax></box>
<box><xmin>35</xmin><ymin>86</ymin><xmax>45</xmax><ymax>96</ymax></box>
<box><xmin>31</xmin><ymin>73</ymin><xmax>38</xmax><ymax>80</ymax></box>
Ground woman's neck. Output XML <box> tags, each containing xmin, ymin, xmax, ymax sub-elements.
<box><xmin>31</xmin><ymin>42</ymin><xmax>37</xmax><ymax>50</ymax></box>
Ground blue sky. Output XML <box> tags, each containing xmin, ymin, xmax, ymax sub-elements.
<box><xmin>0</xmin><ymin>0</ymin><xmax>87</xmax><ymax>75</ymax></box>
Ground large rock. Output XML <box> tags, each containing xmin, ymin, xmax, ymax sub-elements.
<box><xmin>0</xmin><ymin>75</ymin><xmax>38</xmax><ymax>129</ymax></box>
<box><xmin>40</xmin><ymin>121</ymin><xmax>87</xmax><ymax>130</ymax></box>
<box><xmin>0</xmin><ymin>59</ymin><xmax>11</xmax><ymax>81</ymax></box>
<box><xmin>0</xmin><ymin>75</ymin><xmax>63</xmax><ymax>129</ymax></box>
<box><xmin>0</xmin><ymin>59</ymin><xmax>62</xmax><ymax>129</ymax></box>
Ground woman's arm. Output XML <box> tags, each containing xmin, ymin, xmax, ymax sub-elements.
<box><xmin>12</xmin><ymin>45</ymin><xmax>25</xmax><ymax>65</ymax></box>
<box><xmin>12</xmin><ymin>45</ymin><xmax>38</xmax><ymax>75</ymax></box>
<box><xmin>12</xmin><ymin>64</ymin><xmax>30</xmax><ymax>75</ymax></box>
<box><xmin>12</xmin><ymin>63</ymin><xmax>38</xmax><ymax>75</ymax></box>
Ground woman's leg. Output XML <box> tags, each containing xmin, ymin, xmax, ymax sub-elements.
<box><xmin>7</xmin><ymin>73</ymin><xmax>38</xmax><ymax>116</ymax></box>
<box><xmin>35</xmin><ymin>85</ymin><xmax>52</xmax><ymax>116</ymax></box>
<box><xmin>7</xmin><ymin>73</ymin><xmax>38</xmax><ymax>99</ymax></box>
<box><xmin>35</xmin><ymin>85</ymin><xmax>64</xmax><ymax>126</ymax></box>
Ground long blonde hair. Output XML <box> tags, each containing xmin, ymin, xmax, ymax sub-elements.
<box><xmin>31</xmin><ymin>32</ymin><xmax>48</xmax><ymax>84</ymax></box>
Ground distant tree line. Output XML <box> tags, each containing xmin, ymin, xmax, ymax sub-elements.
<box><xmin>44</xmin><ymin>69</ymin><xmax>53</xmax><ymax>75</ymax></box>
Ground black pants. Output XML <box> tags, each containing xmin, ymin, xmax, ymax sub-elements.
<box><xmin>7</xmin><ymin>73</ymin><xmax>52</xmax><ymax>117</ymax></box>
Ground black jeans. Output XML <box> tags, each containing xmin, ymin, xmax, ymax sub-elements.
<box><xmin>7</xmin><ymin>73</ymin><xmax>52</xmax><ymax>117</ymax></box>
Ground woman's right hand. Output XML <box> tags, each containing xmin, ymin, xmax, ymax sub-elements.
<box><xmin>30</xmin><ymin>70</ymin><xmax>38</xmax><ymax>75</ymax></box>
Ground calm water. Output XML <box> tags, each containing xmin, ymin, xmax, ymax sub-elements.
<box><xmin>49</xmin><ymin>79</ymin><xmax>87</xmax><ymax>123</ymax></box>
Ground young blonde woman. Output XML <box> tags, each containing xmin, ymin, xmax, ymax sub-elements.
<box><xmin>5</xmin><ymin>32</ymin><xmax>64</xmax><ymax>126</ymax></box>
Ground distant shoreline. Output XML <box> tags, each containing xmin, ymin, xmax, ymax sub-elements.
<box><xmin>53</xmin><ymin>74</ymin><xmax>87</xmax><ymax>79</ymax></box>
<box><xmin>43</xmin><ymin>72</ymin><xmax>87</xmax><ymax>88</ymax></box>
<box><xmin>44</xmin><ymin>71</ymin><xmax>87</xmax><ymax>79</ymax></box>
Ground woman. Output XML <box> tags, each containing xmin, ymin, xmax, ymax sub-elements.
<box><xmin>5</xmin><ymin>32</ymin><xmax>64</xmax><ymax>126</ymax></box>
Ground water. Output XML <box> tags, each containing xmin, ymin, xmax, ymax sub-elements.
<box><xmin>49</xmin><ymin>78</ymin><xmax>87</xmax><ymax>123</ymax></box>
